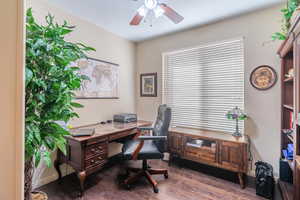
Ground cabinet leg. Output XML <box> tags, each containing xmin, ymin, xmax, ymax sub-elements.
<box><xmin>77</xmin><ymin>171</ymin><xmax>86</xmax><ymax>197</ymax></box>
<box><xmin>54</xmin><ymin>160</ymin><xmax>62</xmax><ymax>181</ymax></box>
<box><xmin>238</xmin><ymin>173</ymin><xmax>245</xmax><ymax>189</ymax></box>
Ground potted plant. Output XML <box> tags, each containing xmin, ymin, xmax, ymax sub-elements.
<box><xmin>272</xmin><ymin>0</ymin><xmax>300</xmax><ymax>40</ymax></box>
<box><xmin>25</xmin><ymin>8</ymin><xmax>95</xmax><ymax>200</ymax></box>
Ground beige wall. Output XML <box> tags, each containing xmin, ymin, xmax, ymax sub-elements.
<box><xmin>0</xmin><ymin>0</ymin><xmax>24</xmax><ymax>199</ymax></box>
<box><xmin>27</xmin><ymin>0</ymin><xmax>137</xmax><ymax>126</ymax></box>
<box><xmin>27</xmin><ymin>0</ymin><xmax>136</xmax><ymax>187</ymax></box>
<box><xmin>136</xmin><ymin>5</ymin><xmax>282</xmax><ymax>176</ymax></box>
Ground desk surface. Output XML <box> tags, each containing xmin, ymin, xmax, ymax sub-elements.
<box><xmin>67</xmin><ymin>120</ymin><xmax>152</xmax><ymax>142</ymax></box>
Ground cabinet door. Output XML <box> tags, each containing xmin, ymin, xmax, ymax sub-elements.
<box><xmin>183</xmin><ymin>137</ymin><xmax>217</xmax><ymax>165</ymax></box>
<box><xmin>168</xmin><ymin>133</ymin><xmax>182</xmax><ymax>154</ymax></box>
<box><xmin>219</xmin><ymin>141</ymin><xmax>246</xmax><ymax>172</ymax></box>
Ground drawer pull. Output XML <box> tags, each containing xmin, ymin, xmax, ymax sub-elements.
<box><xmin>90</xmin><ymin>146</ymin><xmax>104</xmax><ymax>154</ymax></box>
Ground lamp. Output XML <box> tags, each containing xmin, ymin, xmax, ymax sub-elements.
<box><xmin>226</xmin><ymin>106</ymin><xmax>247</xmax><ymax>137</ymax></box>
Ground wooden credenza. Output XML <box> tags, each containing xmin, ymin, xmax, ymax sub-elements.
<box><xmin>54</xmin><ymin>120</ymin><xmax>151</xmax><ymax>196</ymax></box>
<box><xmin>168</xmin><ymin>127</ymin><xmax>248</xmax><ymax>188</ymax></box>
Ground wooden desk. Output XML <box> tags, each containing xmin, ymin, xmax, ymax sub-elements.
<box><xmin>54</xmin><ymin>120</ymin><xmax>151</xmax><ymax>195</ymax></box>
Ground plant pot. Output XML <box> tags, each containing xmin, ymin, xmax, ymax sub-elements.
<box><xmin>31</xmin><ymin>191</ymin><xmax>48</xmax><ymax>200</ymax></box>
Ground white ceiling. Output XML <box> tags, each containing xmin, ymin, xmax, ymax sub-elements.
<box><xmin>48</xmin><ymin>0</ymin><xmax>283</xmax><ymax>42</ymax></box>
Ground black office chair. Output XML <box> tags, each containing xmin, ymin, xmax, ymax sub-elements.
<box><xmin>120</xmin><ymin>104</ymin><xmax>171</xmax><ymax>193</ymax></box>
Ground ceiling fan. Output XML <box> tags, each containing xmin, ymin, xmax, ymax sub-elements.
<box><xmin>130</xmin><ymin>0</ymin><xmax>184</xmax><ymax>26</ymax></box>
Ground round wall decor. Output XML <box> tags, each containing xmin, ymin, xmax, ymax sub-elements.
<box><xmin>250</xmin><ymin>65</ymin><xmax>277</xmax><ymax>90</ymax></box>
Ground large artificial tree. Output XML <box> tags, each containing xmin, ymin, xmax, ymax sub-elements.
<box><xmin>25</xmin><ymin>8</ymin><xmax>94</xmax><ymax>200</ymax></box>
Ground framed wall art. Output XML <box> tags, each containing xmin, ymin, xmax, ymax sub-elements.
<box><xmin>250</xmin><ymin>65</ymin><xmax>277</xmax><ymax>90</ymax></box>
<box><xmin>74</xmin><ymin>57</ymin><xmax>119</xmax><ymax>99</ymax></box>
<box><xmin>140</xmin><ymin>73</ymin><xmax>157</xmax><ymax>97</ymax></box>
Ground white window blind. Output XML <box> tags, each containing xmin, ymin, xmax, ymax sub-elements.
<box><xmin>162</xmin><ymin>38</ymin><xmax>244</xmax><ymax>134</ymax></box>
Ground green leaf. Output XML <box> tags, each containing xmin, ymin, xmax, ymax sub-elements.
<box><xmin>70</xmin><ymin>102</ymin><xmax>84</xmax><ymax>108</ymax></box>
<box><xmin>56</xmin><ymin>138</ymin><xmax>67</xmax><ymax>155</ymax></box>
<box><xmin>61</xmin><ymin>28</ymin><xmax>72</xmax><ymax>35</ymax></box>
<box><xmin>25</xmin><ymin>67</ymin><xmax>33</xmax><ymax>86</ymax></box>
<box><xmin>34</xmin><ymin>150</ymin><xmax>41</xmax><ymax>167</ymax></box>
<box><xmin>43</xmin><ymin>151</ymin><xmax>52</xmax><ymax>168</ymax></box>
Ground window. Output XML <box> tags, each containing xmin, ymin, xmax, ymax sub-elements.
<box><xmin>162</xmin><ymin>38</ymin><xmax>244</xmax><ymax>133</ymax></box>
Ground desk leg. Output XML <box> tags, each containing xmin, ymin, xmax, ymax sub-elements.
<box><xmin>77</xmin><ymin>171</ymin><xmax>86</xmax><ymax>196</ymax></box>
<box><xmin>238</xmin><ymin>172</ymin><xmax>245</xmax><ymax>189</ymax></box>
<box><xmin>54</xmin><ymin>160</ymin><xmax>62</xmax><ymax>181</ymax></box>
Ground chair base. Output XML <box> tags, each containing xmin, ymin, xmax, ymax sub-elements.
<box><xmin>120</xmin><ymin>160</ymin><xmax>168</xmax><ymax>193</ymax></box>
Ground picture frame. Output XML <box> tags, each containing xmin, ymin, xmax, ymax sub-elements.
<box><xmin>74</xmin><ymin>57</ymin><xmax>120</xmax><ymax>99</ymax></box>
<box><xmin>140</xmin><ymin>73</ymin><xmax>157</xmax><ymax>97</ymax></box>
<box><xmin>250</xmin><ymin>65</ymin><xmax>277</xmax><ymax>91</ymax></box>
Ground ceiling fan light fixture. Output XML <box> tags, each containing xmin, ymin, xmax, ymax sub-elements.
<box><xmin>144</xmin><ymin>0</ymin><xmax>157</xmax><ymax>9</ymax></box>
<box><xmin>154</xmin><ymin>5</ymin><xmax>164</xmax><ymax>18</ymax></box>
<box><xmin>137</xmin><ymin>5</ymin><xmax>148</xmax><ymax>17</ymax></box>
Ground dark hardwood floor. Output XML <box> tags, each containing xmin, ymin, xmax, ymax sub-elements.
<box><xmin>38</xmin><ymin>160</ymin><xmax>279</xmax><ymax>200</ymax></box>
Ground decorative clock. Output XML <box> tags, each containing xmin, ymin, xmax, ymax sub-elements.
<box><xmin>250</xmin><ymin>65</ymin><xmax>277</xmax><ymax>90</ymax></box>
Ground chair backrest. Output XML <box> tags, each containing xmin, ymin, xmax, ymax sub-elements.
<box><xmin>152</xmin><ymin>105</ymin><xmax>171</xmax><ymax>152</ymax></box>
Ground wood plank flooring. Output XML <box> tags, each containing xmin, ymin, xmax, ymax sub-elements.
<box><xmin>38</xmin><ymin>160</ymin><xmax>272</xmax><ymax>200</ymax></box>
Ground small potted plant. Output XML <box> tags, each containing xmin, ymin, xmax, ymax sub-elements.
<box><xmin>226</xmin><ymin>107</ymin><xmax>247</xmax><ymax>137</ymax></box>
<box><xmin>272</xmin><ymin>0</ymin><xmax>300</xmax><ymax>41</ymax></box>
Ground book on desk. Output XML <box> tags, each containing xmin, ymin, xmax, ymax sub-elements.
<box><xmin>70</xmin><ymin>128</ymin><xmax>95</xmax><ymax>137</ymax></box>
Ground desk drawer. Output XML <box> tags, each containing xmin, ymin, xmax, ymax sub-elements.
<box><xmin>85</xmin><ymin>153</ymin><xmax>107</xmax><ymax>170</ymax></box>
<box><xmin>109</xmin><ymin>129</ymin><xmax>136</xmax><ymax>141</ymax></box>
<box><xmin>184</xmin><ymin>146</ymin><xmax>217</xmax><ymax>164</ymax></box>
<box><xmin>85</xmin><ymin>142</ymin><xmax>107</xmax><ymax>160</ymax></box>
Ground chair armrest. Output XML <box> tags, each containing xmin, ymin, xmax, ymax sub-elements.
<box><xmin>131</xmin><ymin>140</ymin><xmax>144</xmax><ymax>160</ymax></box>
<box><xmin>137</xmin><ymin>136</ymin><xmax>167</xmax><ymax>141</ymax></box>
<box><xmin>137</xmin><ymin>126</ymin><xmax>153</xmax><ymax>131</ymax></box>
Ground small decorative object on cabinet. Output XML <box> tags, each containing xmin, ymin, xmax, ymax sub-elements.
<box><xmin>250</xmin><ymin>65</ymin><xmax>277</xmax><ymax>90</ymax></box>
<box><xmin>286</xmin><ymin>68</ymin><xmax>295</xmax><ymax>79</ymax></box>
<box><xmin>277</xmin><ymin>9</ymin><xmax>300</xmax><ymax>200</ymax></box>
<box><xmin>226</xmin><ymin>106</ymin><xmax>247</xmax><ymax>137</ymax></box>
<box><xmin>140</xmin><ymin>73</ymin><xmax>157</xmax><ymax>97</ymax></box>
<box><xmin>168</xmin><ymin>127</ymin><xmax>248</xmax><ymax>188</ymax></box>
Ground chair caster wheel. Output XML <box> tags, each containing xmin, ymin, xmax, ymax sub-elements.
<box><xmin>153</xmin><ymin>187</ymin><xmax>159</xmax><ymax>193</ymax></box>
<box><xmin>164</xmin><ymin>173</ymin><xmax>168</xmax><ymax>179</ymax></box>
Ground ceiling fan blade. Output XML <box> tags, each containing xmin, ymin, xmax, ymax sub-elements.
<box><xmin>160</xmin><ymin>3</ymin><xmax>184</xmax><ymax>24</ymax></box>
<box><xmin>130</xmin><ymin>12</ymin><xmax>144</xmax><ymax>25</ymax></box>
